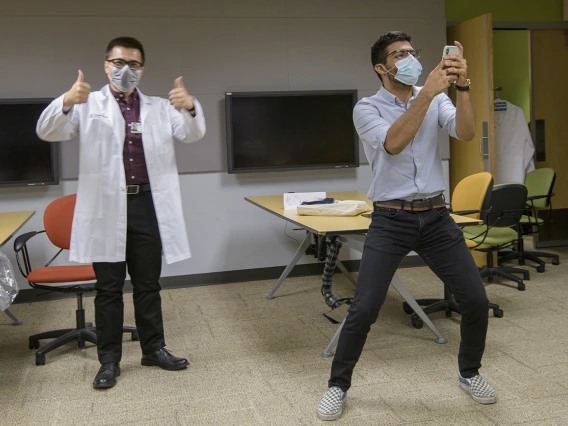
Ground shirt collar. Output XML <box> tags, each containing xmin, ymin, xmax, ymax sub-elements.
<box><xmin>377</xmin><ymin>85</ymin><xmax>419</xmax><ymax>107</ymax></box>
<box><xmin>110</xmin><ymin>86</ymin><xmax>139</xmax><ymax>102</ymax></box>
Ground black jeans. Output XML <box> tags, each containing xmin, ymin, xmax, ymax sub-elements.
<box><xmin>329</xmin><ymin>206</ymin><xmax>489</xmax><ymax>392</ymax></box>
<box><xmin>93</xmin><ymin>191</ymin><xmax>165</xmax><ymax>364</ymax></box>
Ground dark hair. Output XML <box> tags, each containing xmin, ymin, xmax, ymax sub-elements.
<box><xmin>105</xmin><ymin>37</ymin><xmax>145</xmax><ymax>64</ymax></box>
<box><xmin>370</xmin><ymin>31</ymin><xmax>412</xmax><ymax>82</ymax></box>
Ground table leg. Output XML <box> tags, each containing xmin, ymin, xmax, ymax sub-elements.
<box><xmin>4</xmin><ymin>308</ymin><xmax>23</xmax><ymax>326</ymax></box>
<box><xmin>321</xmin><ymin>316</ymin><xmax>346</xmax><ymax>358</ymax></box>
<box><xmin>266</xmin><ymin>232</ymin><xmax>312</xmax><ymax>300</ymax></box>
<box><xmin>390</xmin><ymin>275</ymin><xmax>446</xmax><ymax>344</ymax></box>
<box><xmin>336</xmin><ymin>260</ymin><xmax>357</xmax><ymax>287</ymax></box>
<box><xmin>336</xmin><ymin>235</ymin><xmax>446</xmax><ymax>344</ymax></box>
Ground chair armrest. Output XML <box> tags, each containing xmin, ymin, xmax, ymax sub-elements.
<box><xmin>13</xmin><ymin>231</ymin><xmax>43</xmax><ymax>253</ymax></box>
<box><xmin>527</xmin><ymin>195</ymin><xmax>547</xmax><ymax>201</ymax></box>
<box><xmin>452</xmin><ymin>210</ymin><xmax>480</xmax><ymax>216</ymax></box>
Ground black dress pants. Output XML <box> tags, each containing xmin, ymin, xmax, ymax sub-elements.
<box><xmin>329</xmin><ymin>206</ymin><xmax>490</xmax><ymax>392</ymax></box>
<box><xmin>93</xmin><ymin>191</ymin><xmax>165</xmax><ymax>364</ymax></box>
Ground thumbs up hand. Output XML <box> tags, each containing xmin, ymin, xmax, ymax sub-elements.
<box><xmin>168</xmin><ymin>76</ymin><xmax>194</xmax><ymax>111</ymax></box>
<box><xmin>63</xmin><ymin>70</ymin><xmax>91</xmax><ymax>107</ymax></box>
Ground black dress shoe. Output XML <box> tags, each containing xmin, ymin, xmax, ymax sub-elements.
<box><xmin>141</xmin><ymin>347</ymin><xmax>189</xmax><ymax>371</ymax></box>
<box><xmin>93</xmin><ymin>362</ymin><xmax>120</xmax><ymax>389</ymax></box>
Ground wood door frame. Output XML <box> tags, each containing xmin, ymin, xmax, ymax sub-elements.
<box><xmin>447</xmin><ymin>14</ymin><xmax>494</xmax><ymax>194</ymax></box>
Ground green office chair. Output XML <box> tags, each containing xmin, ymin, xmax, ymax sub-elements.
<box><xmin>463</xmin><ymin>183</ymin><xmax>529</xmax><ymax>291</ymax></box>
<box><xmin>498</xmin><ymin>168</ymin><xmax>559</xmax><ymax>272</ymax></box>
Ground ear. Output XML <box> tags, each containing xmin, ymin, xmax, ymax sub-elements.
<box><xmin>374</xmin><ymin>63</ymin><xmax>387</xmax><ymax>77</ymax></box>
<box><xmin>104</xmin><ymin>60</ymin><xmax>111</xmax><ymax>75</ymax></box>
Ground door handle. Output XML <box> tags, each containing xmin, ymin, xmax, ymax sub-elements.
<box><xmin>479</xmin><ymin>136</ymin><xmax>489</xmax><ymax>157</ymax></box>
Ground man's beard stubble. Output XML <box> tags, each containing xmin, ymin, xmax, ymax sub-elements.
<box><xmin>385</xmin><ymin>71</ymin><xmax>412</xmax><ymax>90</ymax></box>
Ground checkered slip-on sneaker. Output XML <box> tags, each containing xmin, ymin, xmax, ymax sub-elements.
<box><xmin>317</xmin><ymin>386</ymin><xmax>346</xmax><ymax>421</ymax></box>
<box><xmin>459</xmin><ymin>372</ymin><xmax>497</xmax><ymax>404</ymax></box>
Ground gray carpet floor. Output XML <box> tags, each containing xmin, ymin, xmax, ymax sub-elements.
<box><xmin>2</xmin><ymin>247</ymin><xmax>567</xmax><ymax>425</ymax></box>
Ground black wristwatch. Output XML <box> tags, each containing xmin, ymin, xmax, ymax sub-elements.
<box><xmin>454</xmin><ymin>78</ymin><xmax>471</xmax><ymax>92</ymax></box>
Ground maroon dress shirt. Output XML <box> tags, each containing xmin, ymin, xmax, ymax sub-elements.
<box><xmin>110</xmin><ymin>87</ymin><xmax>150</xmax><ymax>185</ymax></box>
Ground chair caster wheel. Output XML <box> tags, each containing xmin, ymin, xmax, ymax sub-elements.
<box><xmin>536</xmin><ymin>265</ymin><xmax>545</xmax><ymax>273</ymax></box>
<box><xmin>445</xmin><ymin>311</ymin><xmax>452</xmax><ymax>318</ymax></box>
<box><xmin>29</xmin><ymin>339</ymin><xmax>40</xmax><ymax>350</ymax></box>
<box><xmin>493</xmin><ymin>309</ymin><xmax>504</xmax><ymax>318</ymax></box>
<box><xmin>78</xmin><ymin>340</ymin><xmax>86</xmax><ymax>348</ymax></box>
<box><xmin>86</xmin><ymin>322</ymin><xmax>93</xmax><ymax>328</ymax></box>
<box><xmin>552</xmin><ymin>259</ymin><xmax>559</xmax><ymax>265</ymax></box>
<box><xmin>518</xmin><ymin>282</ymin><xmax>526</xmax><ymax>291</ymax></box>
<box><xmin>36</xmin><ymin>354</ymin><xmax>46</xmax><ymax>366</ymax></box>
<box><xmin>402</xmin><ymin>303</ymin><xmax>413</xmax><ymax>315</ymax></box>
<box><xmin>411</xmin><ymin>317</ymin><xmax>423</xmax><ymax>329</ymax></box>
<box><xmin>131</xmin><ymin>331</ymin><xmax>139</xmax><ymax>341</ymax></box>
<box><xmin>519</xmin><ymin>259</ymin><xmax>525</xmax><ymax>265</ymax></box>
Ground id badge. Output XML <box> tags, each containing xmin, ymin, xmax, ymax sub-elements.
<box><xmin>130</xmin><ymin>122</ymin><xmax>143</xmax><ymax>134</ymax></box>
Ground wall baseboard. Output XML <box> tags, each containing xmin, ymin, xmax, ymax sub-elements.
<box><xmin>13</xmin><ymin>256</ymin><xmax>425</xmax><ymax>304</ymax></box>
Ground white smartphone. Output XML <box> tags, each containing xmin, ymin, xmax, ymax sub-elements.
<box><xmin>443</xmin><ymin>45</ymin><xmax>460</xmax><ymax>58</ymax></box>
<box><xmin>443</xmin><ymin>45</ymin><xmax>461</xmax><ymax>83</ymax></box>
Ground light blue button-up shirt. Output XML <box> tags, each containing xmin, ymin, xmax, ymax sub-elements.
<box><xmin>354</xmin><ymin>86</ymin><xmax>459</xmax><ymax>202</ymax></box>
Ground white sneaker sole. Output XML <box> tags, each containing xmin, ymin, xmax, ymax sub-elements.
<box><xmin>316</xmin><ymin>408</ymin><xmax>343</xmax><ymax>421</ymax></box>
<box><xmin>459</xmin><ymin>382</ymin><xmax>497</xmax><ymax>404</ymax></box>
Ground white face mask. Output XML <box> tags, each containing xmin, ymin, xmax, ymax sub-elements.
<box><xmin>109</xmin><ymin>65</ymin><xmax>141</xmax><ymax>92</ymax></box>
<box><xmin>384</xmin><ymin>54</ymin><xmax>423</xmax><ymax>86</ymax></box>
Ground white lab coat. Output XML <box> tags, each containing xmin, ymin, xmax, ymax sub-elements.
<box><xmin>36</xmin><ymin>85</ymin><xmax>206</xmax><ymax>264</ymax></box>
<box><xmin>494</xmin><ymin>100</ymin><xmax>535</xmax><ymax>184</ymax></box>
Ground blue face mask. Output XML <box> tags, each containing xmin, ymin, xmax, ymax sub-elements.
<box><xmin>385</xmin><ymin>55</ymin><xmax>423</xmax><ymax>86</ymax></box>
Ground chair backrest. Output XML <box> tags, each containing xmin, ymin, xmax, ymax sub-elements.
<box><xmin>483</xmin><ymin>184</ymin><xmax>528</xmax><ymax>228</ymax></box>
<box><xmin>452</xmin><ymin>172</ymin><xmax>493</xmax><ymax>220</ymax></box>
<box><xmin>43</xmin><ymin>194</ymin><xmax>77</xmax><ymax>250</ymax></box>
<box><xmin>524</xmin><ymin>168</ymin><xmax>556</xmax><ymax>209</ymax></box>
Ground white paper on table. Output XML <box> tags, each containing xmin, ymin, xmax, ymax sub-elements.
<box><xmin>283</xmin><ymin>192</ymin><xmax>327</xmax><ymax>210</ymax></box>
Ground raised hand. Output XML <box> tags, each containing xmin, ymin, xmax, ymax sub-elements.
<box><xmin>421</xmin><ymin>61</ymin><xmax>454</xmax><ymax>99</ymax></box>
<box><xmin>168</xmin><ymin>76</ymin><xmax>194</xmax><ymax>110</ymax></box>
<box><xmin>63</xmin><ymin>70</ymin><xmax>91</xmax><ymax>107</ymax></box>
<box><xmin>443</xmin><ymin>41</ymin><xmax>468</xmax><ymax>86</ymax></box>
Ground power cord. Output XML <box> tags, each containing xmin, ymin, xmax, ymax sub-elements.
<box><xmin>283</xmin><ymin>222</ymin><xmax>300</xmax><ymax>246</ymax></box>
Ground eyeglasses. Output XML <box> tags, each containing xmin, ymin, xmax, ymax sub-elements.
<box><xmin>379</xmin><ymin>49</ymin><xmax>421</xmax><ymax>63</ymax></box>
<box><xmin>106</xmin><ymin>59</ymin><xmax>144</xmax><ymax>70</ymax></box>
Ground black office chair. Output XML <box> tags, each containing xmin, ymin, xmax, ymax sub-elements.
<box><xmin>403</xmin><ymin>172</ymin><xmax>503</xmax><ymax>329</ymax></box>
<box><xmin>464</xmin><ymin>184</ymin><xmax>530</xmax><ymax>291</ymax></box>
<box><xmin>498</xmin><ymin>168</ymin><xmax>560</xmax><ymax>272</ymax></box>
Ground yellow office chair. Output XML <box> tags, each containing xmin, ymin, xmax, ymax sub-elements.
<box><xmin>404</xmin><ymin>172</ymin><xmax>503</xmax><ymax>328</ymax></box>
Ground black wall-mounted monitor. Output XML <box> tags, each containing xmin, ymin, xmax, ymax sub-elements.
<box><xmin>0</xmin><ymin>99</ymin><xmax>59</xmax><ymax>188</ymax></box>
<box><xmin>225</xmin><ymin>90</ymin><xmax>359</xmax><ymax>174</ymax></box>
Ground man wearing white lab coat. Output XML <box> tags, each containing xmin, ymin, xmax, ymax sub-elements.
<box><xmin>37</xmin><ymin>37</ymin><xmax>206</xmax><ymax>389</ymax></box>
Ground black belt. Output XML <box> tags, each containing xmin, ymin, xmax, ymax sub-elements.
<box><xmin>373</xmin><ymin>194</ymin><xmax>445</xmax><ymax>212</ymax></box>
<box><xmin>126</xmin><ymin>183</ymin><xmax>151</xmax><ymax>195</ymax></box>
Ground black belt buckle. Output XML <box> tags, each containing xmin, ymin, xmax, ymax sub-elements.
<box><xmin>126</xmin><ymin>185</ymin><xmax>140</xmax><ymax>195</ymax></box>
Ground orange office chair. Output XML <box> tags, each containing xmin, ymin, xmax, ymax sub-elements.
<box><xmin>14</xmin><ymin>194</ymin><xmax>137</xmax><ymax>366</ymax></box>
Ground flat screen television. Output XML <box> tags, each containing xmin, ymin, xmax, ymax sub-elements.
<box><xmin>0</xmin><ymin>99</ymin><xmax>59</xmax><ymax>188</ymax></box>
<box><xmin>225</xmin><ymin>90</ymin><xmax>359</xmax><ymax>173</ymax></box>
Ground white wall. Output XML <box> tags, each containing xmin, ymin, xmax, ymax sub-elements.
<box><xmin>0</xmin><ymin>0</ymin><xmax>448</xmax><ymax>289</ymax></box>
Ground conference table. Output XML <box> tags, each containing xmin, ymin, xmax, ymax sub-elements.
<box><xmin>245</xmin><ymin>191</ymin><xmax>482</xmax><ymax>356</ymax></box>
<box><xmin>0</xmin><ymin>210</ymin><xmax>36</xmax><ymax>325</ymax></box>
